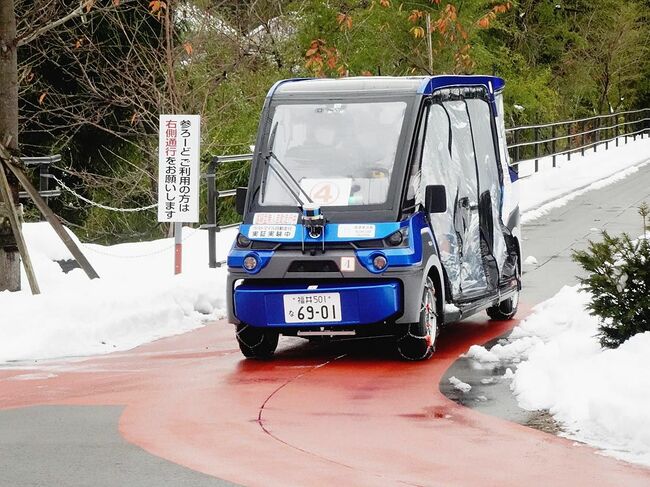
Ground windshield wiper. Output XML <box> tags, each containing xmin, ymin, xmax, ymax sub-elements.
<box><xmin>261</xmin><ymin>122</ymin><xmax>313</xmax><ymax>208</ymax></box>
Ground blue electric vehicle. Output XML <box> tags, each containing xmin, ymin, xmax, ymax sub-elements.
<box><xmin>227</xmin><ymin>76</ymin><xmax>521</xmax><ymax>360</ymax></box>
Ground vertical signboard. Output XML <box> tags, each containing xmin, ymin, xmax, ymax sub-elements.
<box><xmin>158</xmin><ymin>115</ymin><xmax>201</xmax><ymax>223</ymax></box>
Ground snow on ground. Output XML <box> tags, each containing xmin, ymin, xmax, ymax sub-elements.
<box><xmin>518</xmin><ymin>135</ymin><xmax>650</xmax><ymax>222</ymax></box>
<box><xmin>448</xmin><ymin>376</ymin><xmax>472</xmax><ymax>393</ymax></box>
<box><xmin>465</xmin><ymin>285</ymin><xmax>650</xmax><ymax>467</ymax></box>
<box><xmin>0</xmin><ymin>223</ymin><xmax>237</xmax><ymax>363</ymax></box>
<box><xmin>1</xmin><ymin>137</ymin><xmax>648</xmax><ymax>363</ymax></box>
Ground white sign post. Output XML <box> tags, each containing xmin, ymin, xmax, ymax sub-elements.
<box><xmin>157</xmin><ymin>114</ymin><xmax>201</xmax><ymax>274</ymax></box>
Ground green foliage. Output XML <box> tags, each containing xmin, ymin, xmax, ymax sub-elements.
<box><xmin>16</xmin><ymin>0</ymin><xmax>650</xmax><ymax>243</ymax></box>
<box><xmin>573</xmin><ymin>228</ymin><xmax>650</xmax><ymax>349</ymax></box>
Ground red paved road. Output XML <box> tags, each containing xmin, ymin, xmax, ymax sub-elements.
<box><xmin>1</xmin><ymin>313</ymin><xmax>648</xmax><ymax>486</ymax></box>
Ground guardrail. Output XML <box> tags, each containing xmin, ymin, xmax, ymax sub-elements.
<box><xmin>506</xmin><ymin>108</ymin><xmax>650</xmax><ymax>173</ymax></box>
<box><xmin>204</xmin><ymin>107</ymin><xmax>650</xmax><ymax>266</ymax></box>
<box><xmin>18</xmin><ymin>155</ymin><xmax>62</xmax><ymax>216</ymax></box>
<box><xmin>204</xmin><ymin>154</ymin><xmax>252</xmax><ymax>268</ymax></box>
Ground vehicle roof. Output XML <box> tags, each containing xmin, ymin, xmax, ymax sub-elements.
<box><xmin>269</xmin><ymin>75</ymin><xmax>505</xmax><ymax>98</ymax></box>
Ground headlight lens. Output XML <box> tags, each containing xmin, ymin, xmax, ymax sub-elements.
<box><xmin>386</xmin><ymin>230</ymin><xmax>403</xmax><ymax>246</ymax></box>
<box><xmin>243</xmin><ymin>255</ymin><xmax>258</xmax><ymax>271</ymax></box>
<box><xmin>236</xmin><ymin>233</ymin><xmax>251</xmax><ymax>247</ymax></box>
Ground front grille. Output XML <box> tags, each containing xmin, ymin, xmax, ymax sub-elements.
<box><xmin>287</xmin><ymin>260</ymin><xmax>340</xmax><ymax>273</ymax></box>
<box><xmin>278</xmin><ymin>242</ymin><xmax>355</xmax><ymax>251</ymax></box>
<box><xmin>251</xmin><ymin>241</ymin><xmax>278</xmax><ymax>250</ymax></box>
<box><xmin>352</xmin><ymin>238</ymin><xmax>385</xmax><ymax>249</ymax></box>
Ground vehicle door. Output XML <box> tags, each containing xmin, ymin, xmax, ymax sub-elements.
<box><xmin>420</xmin><ymin>98</ymin><xmax>491</xmax><ymax>299</ymax></box>
<box><xmin>465</xmin><ymin>97</ymin><xmax>508</xmax><ymax>287</ymax></box>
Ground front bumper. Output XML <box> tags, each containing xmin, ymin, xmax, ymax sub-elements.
<box><xmin>233</xmin><ymin>280</ymin><xmax>402</xmax><ymax>328</ymax></box>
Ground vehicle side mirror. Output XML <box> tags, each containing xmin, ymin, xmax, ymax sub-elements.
<box><xmin>425</xmin><ymin>185</ymin><xmax>446</xmax><ymax>214</ymax></box>
<box><xmin>235</xmin><ymin>187</ymin><xmax>248</xmax><ymax>216</ymax></box>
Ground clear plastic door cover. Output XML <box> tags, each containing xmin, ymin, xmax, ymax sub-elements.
<box><xmin>421</xmin><ymin>101</ymin><xmax>488</xmax><ymax>296</ymax></box>
<box><xmin>422</xmin><ymin>104</ymin><xmax>463</xmax><ymax>296</ymax></box>
<box><xmin>465</xmin><ymin>98</ymin><xmax>508</xmax><ymax>277</ymax></box>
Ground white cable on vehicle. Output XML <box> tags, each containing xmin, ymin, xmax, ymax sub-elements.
<box><xmin>50</xmin><ymin>174</ymin><xmax>158</xmax><ymax>212</ymax></box>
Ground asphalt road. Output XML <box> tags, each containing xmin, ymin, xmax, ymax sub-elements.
<box><xmin>1</xmin><ymin>161</ymin><xmax>649</xmax><ymax>487</ymax></box>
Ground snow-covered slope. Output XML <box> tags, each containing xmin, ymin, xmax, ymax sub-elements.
<box><xmin>465</xmin><ymin>284</ymin><xmax>650</xmax><ymax>467</ymax></box>
<box><xmin>518</xmin><ymin>136</ymin><xmax>650</xmax><ymax>222</ymax></box>
<box><xmin>0</xmin><ymin>225</ymin><xmax>237</xmax><ymax>363</ymax></box>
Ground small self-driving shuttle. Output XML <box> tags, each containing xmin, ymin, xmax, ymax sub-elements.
<box><xmin>226</xmin><ymin>76</ymin><xmax>521</xmax><ymax>360</ymax></box>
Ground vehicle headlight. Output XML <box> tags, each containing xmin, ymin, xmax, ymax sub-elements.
<box><xmin>236</xmin><ymin>233</ymin><xmax>251</xmax><ymax>248</ymax></box>
<box><xmin>386</xmin><ymin>230</ymin><xmax>403</xmax><ymax>246</ymax></box>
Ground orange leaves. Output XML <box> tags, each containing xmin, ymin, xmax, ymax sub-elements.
<box><xmin>477</xmin><ymin>16</ymin><xmax>491</xmax><ymax>29</ymax></box>
<box><xmin>149</xmin><ymin>0</ymin><xmax>167</xmax><ymax>19</ymax></box>
<box><xmin>336</xmin><ymin>12</ymin><xmax>353</xmax><ymax>31</ymax></box>
<box><xmin>408</xmin><ymin>10</ymin><xmax>424</xmax><ymax>24</ymax></box>
<box><xmin>130</xmin><ymin>112</ymin><xmax>139</xmax><ymax>125</ymax></box>
<box><xmin>83</xmin><ymin>0</ymin><xmax>96</xmax><ymax>13</ymax></box>
<box><xmin>379</xmin><ymin>0</ymin><xmax>391</xmax><ymax>7</ymax></box>
<box><xmin>112</xmin><ymin>0</ymin><xmax>121</xmax><ymax>5</ymax></box>
<box><xmin>305</xmin><ymin>39</ymin><xmax>346</xmax><ymax>78</ymax></box>
<box><xmin>38</xmin><ymin>92</ymin><xmax>47</xmax><ymax>105</ymax></box>
<box><xmin>183</xmin><ymin>42</ymin><xmax>193</xmax><ymax>56</ymax></box>
<box><xmin>477</xmin><ymin>2</ymin><xmax>512</xmax><ymax>29</ymax></box>
<box><xmin>74</xmin><ymin>38</ymin><xmax>83</xmax><ymax>49</ymax></box>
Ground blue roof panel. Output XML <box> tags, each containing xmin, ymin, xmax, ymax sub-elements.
<box><xmin>269</xmin><ymin>75</ymin><xmax>505</xmax><ymax>98</ymax></box>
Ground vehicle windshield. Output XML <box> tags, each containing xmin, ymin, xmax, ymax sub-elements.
<box><xmin>259</xmin><ymin>100</ymin><xmax>408</xmax><ymax>207</ymax></box>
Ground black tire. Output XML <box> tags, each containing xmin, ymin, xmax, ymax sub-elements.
<box><xmin>236</xmin><ymin>323</ymin><xmax>279</xmax><ymax>359</ymax></box>
<box><xmin>396</xmin><ymin>277</ymin><xmax>438</xmax><ymax>361</ymax></box>
<box><xmin>486</xmin><ymin>288</ymin><xmax>519</xmax><ymax>320</ymax></box>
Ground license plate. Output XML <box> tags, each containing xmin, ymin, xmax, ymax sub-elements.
<box><xmin>283</xmin><ymin>293</ymin><xmax>342</xmax><ymax>323</ymax></box>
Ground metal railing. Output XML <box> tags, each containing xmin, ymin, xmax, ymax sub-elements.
<box><xmin>204</xmin><ymin>107</ymin><xmax>650</xmax><ymax>265</ymax></box>
<box><xmin>506</xmin><ymin>108</ymin><xmax>650</xmax><ymax>173</ymax></box>
<box><xmin>204</xmin><ymin>154</ymin><xmax>252</xmax><ymax>268</ymax></box>
<box><xmin>18</xmin><ymin>155</ymin><xmax>62</xmax><ymax>217</ymax></box>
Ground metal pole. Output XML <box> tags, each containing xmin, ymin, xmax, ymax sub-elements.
<box><xmin>625</xmin><ymin>113</ymin><xmax>628</xmax><ymax>144</ymax></box>
<box><xmin>566</xmin><ymin>123</ymin><xmax>571</xmax><ymax>161</ymax></box>
<box><xmin>425</xmin><ymin>13</ymin><xmax>433</xmax><ymax>74</ymax></box>
<box><xmin>581</xmin><ymin>120</ymin><xmax>585</xmax><ymax>156</ymax></box>
<box><xmin>616</xmin><ymin>114</ymin><xmax>619</xmax><ymax>147</ymax></box>
<box><xmin>534</xmin><ymin>127</ymin><xmax>539</xmax><ymax>172</ymax></box>
<box><xmin>594</xmin><ymin>117</ymin><xmax>599</xmax><ymax>152</ymax></box>
<box><xmin>207</xmin><ymin>157</ymin><xmax>218</xmax><ymax>268</ymax></box>
<box><xmin>551</xmin><ymin>124</ymin><xmax>556</xmax><ymax>167</ymax></box>
<box><xmin>513</xmin><ymin>129</ymin><xmax>520</xmax><ymax>164</ymax></box>
<box><xmin>174</xmin><ymin>221</ymin><xmax>182</xmax><ymax>274</ymax></box>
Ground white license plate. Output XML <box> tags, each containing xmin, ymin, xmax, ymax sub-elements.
<box><xmin>283</xmin><ymin>293</ymin><xmax>342</xmax><ymax>323</ymax></box>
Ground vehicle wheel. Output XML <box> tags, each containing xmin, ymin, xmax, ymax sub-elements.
<box><xmin>236</xmin><ymin>323</ymin><xmax>279</xmax><ymax>359</ymax></box>
<box><xmin>486</xmin><ymin>288</ymin><xmax>519</xmax><ymax>320</ymax></box>
<box><xmin>396</xmin><ymin>277</ymin><xmax>438</xmax><ymax>361</ymax></box>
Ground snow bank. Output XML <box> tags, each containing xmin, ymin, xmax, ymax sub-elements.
<box><xmin>518</xmin><ymin>136</ymin><xmax>650</xmax><ymax>222</ymax></box>
<box><xmin>0</xmin><ymin>223</ymin><xmax>236</xmax><ymax>363</ymax></box>
<box><xmin>465</xmin><ymin>285</ymin><xmax>650</xmax><ymax>466</ymax></box>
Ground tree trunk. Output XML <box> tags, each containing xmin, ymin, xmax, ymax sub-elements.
<box><xmin>0</xmin><ymin>0</ymin><xmax>21</xmax><ymax>292</ymax></box>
